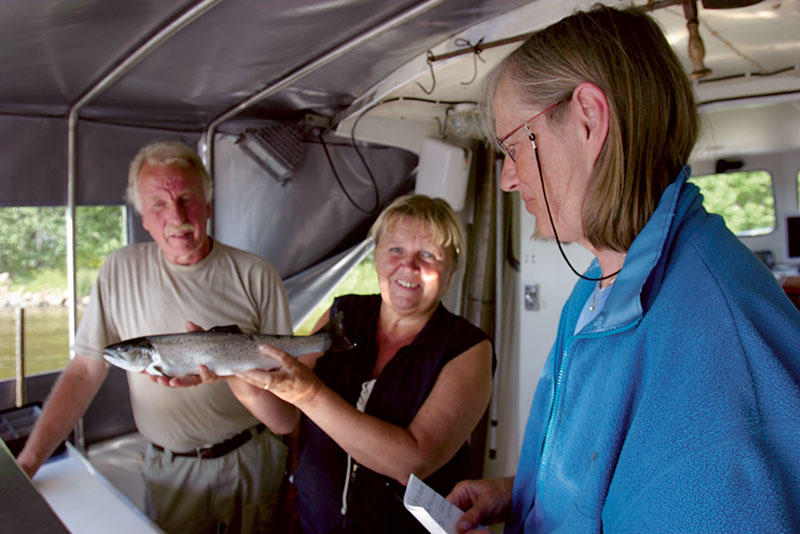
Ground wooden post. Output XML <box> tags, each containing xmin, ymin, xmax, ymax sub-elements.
<box><xmin>15</xmin><ymin>307</ymin><xmax>26</xmax><ymax>407</ymax></box>
<box><xmin>683</xmin><ymin>0</ymin><xmax>712</xmax><ymax>80</ymax></box>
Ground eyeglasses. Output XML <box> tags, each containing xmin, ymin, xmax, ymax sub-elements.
<box><xmin>495</xmin><ymin>100</ymin><xmax>562</xmax><ymax>163</ymax></box>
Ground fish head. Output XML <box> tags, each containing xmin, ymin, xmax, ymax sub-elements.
<box><xmin>103</xmin><ymin>338</ymin><xmax>157</xmax><ymax>372</ymax></box>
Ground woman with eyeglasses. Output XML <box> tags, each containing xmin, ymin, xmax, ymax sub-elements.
<box><xmin>448</xmin><ymin>5</ymin><xmax>800</xmax><ymax>533</ymax></box>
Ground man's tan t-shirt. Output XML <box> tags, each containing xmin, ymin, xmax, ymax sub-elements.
<box><xmin>74</xmin><ymin>240</ymin><xmax>292</xmax><ymax>452</ymax></box>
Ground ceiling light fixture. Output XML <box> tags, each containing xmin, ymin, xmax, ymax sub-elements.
<box><xmin>236</xmin><ymin>122</ymin><xmax>305</xmax><ymax>185</ymax></box>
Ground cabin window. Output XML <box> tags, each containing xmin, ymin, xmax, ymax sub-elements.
<box><xmin>796</xmin><ymin>170</ymin><xmax>800</xmax><ymax>211</ymax></box>
<box><xmin>689</xmin><ymin>170</ymin><xmax>775</xmax><ymax>236</ymax></box>
<box><xmin>294</xmin><ymin>250</ymin><xmax>379</xmax><ymax>335</ymax></box>
<box><xmin>0</xmin><ymin>206</ymin><xmax>127</xmax><ymax>378</ymax></box>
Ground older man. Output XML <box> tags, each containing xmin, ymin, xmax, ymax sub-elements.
<box><xmin>18</xmin><ymin>141</ymin><xmax>296</xmax><ymax>533</ymax></box>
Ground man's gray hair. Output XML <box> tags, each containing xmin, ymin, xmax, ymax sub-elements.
<box><xmin>126</xmin><ymin>141</ymin><xmax>213</xmax><ymax>213</ymax></box>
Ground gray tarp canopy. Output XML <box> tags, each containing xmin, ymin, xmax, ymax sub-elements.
<box><xmin>0</xmin><ymin>0</ymin><xmax>526</xmax><ymax>129</ymax></box>
<box><xmin>0</xmin><ymin>0</ymin><xmax>528</xmax><ymax>326</ymax></box>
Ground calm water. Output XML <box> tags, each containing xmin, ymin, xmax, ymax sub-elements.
<box><xmin>0</xmin><ymin>307</ymin><xmax>72</xmax><ymax>379</ymax></box>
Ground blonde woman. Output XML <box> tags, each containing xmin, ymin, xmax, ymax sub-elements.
<box><xmin>240</xmin><ymin>194</ymin><xmax>494</xmax><ymax>533</ymax></box>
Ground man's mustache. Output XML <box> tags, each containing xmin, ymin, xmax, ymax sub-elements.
<box><xmin>165</xmin><ymin>223</ymin><xmax>195</xmax><ymax>235</ymax></box>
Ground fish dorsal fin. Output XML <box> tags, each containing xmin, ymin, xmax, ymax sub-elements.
<box><xmin>208</xmin><ymin>324</ymin><xmax>243</xmax><ymax>334</ymax></box>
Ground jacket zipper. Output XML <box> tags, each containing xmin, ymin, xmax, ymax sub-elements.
<box><xmin>535</xmin><ymin>321</ymin><xmax>638</xmax><ymax>501</ymax></box>
<box><xmin>537</xmin><ymin>348</ymin><xmax>568</xmax><ymax>496</ymax></box>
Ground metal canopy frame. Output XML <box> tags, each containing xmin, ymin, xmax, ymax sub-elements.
<box><xmin>64</xmin><ymin>0</ymin><xmax>223</xmax><ymax>451</ymax></box>
<box><xmin>200</xmin><ymin>0</ymin><xmax>448</xmax><ymax>192</ymax></box>
<box><xmin>65</xmin><ymin>0</ymin><xmax>223</xmax><ymax>351</ymax></box>
<box><xmin>62</xmin><ymin>0</ymin><xmax>449</xmax><ymax>346</ymax></box>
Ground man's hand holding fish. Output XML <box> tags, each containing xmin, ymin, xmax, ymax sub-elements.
<box><xmin>146</xmin><ymin>321</ymin><xmax>223</xmax><ymax>388</ymax></box>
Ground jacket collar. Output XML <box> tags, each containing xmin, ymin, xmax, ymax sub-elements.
<box><xmin>578</xmin><ymin>166</ymin><xmax>702</xmax><ymax>334</ymax></box>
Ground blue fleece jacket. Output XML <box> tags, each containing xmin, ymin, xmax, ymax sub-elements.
<box><xmin>506</xmin><ymin>168</ymin><xmax>800</xmax><ymax>533</ymax></box>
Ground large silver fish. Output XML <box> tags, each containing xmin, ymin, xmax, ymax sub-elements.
<box><xmin>102</xmin><ymin>313</ymin><xmax>352</xmax><ymax>377</ymax></box>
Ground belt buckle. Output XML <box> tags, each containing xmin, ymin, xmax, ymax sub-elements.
<box><xmin>196</xmin><ymin>446</ymin><xmax>215</xmax><ymax>459</ymax></box>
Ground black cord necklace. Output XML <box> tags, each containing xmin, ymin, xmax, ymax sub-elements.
<box><xmin>529</xmin><ymin>131</ymin><xmax>621</xmax><ymax>282</ymax></box>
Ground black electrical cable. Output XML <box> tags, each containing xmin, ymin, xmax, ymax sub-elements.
<box><xmin>317</xmin><ymin>129</ymin><xmax>377</xmax><ymax>214</ymax></box>
<box><xmin>341</xmin><ymin>96</ymin><xmax>479</xmax><ymax>214</ymax></box>
<box><xmin>344</xmin><ymin>95</ymin><xmax>617</xmax><ymax>281</ymax></box>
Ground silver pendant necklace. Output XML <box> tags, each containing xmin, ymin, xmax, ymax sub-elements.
<box><xmin>589</xmin><ymin>278</ymin><xmax>616</xmax><ymax>312</ymax></box>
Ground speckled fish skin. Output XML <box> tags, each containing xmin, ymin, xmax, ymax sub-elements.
<box><xmin>102</xmin><ymin>314</ymin><xmax>351</xmax><ymax>377</ymax></box>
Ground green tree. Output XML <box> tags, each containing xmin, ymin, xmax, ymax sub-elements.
<box><xmin>689</xmin><ymin>171</ymin><xmax>775</xmax><ymax>235</ymax></box>
<box><xmin>0</xmin><ymin>206</ymin><xmax>125</xmax><ymax>283</ymax></box>
<box><xmin>76</xmin><ymin>206</ymin><xmax>126</xmax><ymax>269</ymax></box>
<box><xmin>796</xmin><ymin>171</ymin><xmax>800</xmax><ymax>211</ymax></box>
<box><xmin>295</xmin><ymin>251</ymin><xmax>379</xmax><ymax>335</ymax></box>
<box><xmin>0</xmin><ymin>207</ymin><xmax>66</xmax><ymax>278</ymax></box>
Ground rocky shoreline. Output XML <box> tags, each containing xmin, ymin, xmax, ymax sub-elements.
<box><xmin>0</xmin><ymin>288</ymin><xmax>71</xmax><ymax>310</ymax></box>
<box><xmin>0</xmin><ymin>273</ymin><xmax>87</xmax><ymax>310</ymax></box>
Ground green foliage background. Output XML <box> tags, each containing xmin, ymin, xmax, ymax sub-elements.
<box><xmin>294</xmin><ymin>251</ymin><xmax>379</xmax><ymax>335</ymax></box>
<box><xmin>689</xmin><ymin>171</ymin><xmax>775</xmax><ymax>235</ymax></box>
<box><xmin>0</xmin><ymin>169</ymin><xmax>786</xmax><ymax>378</ymax></box>
<box><xmin>0</xmin><ymin>206</ymin><xmax>125</xmax><ymax>290</ymax></box>
<box><xmin>0</xmin><ymin>206</ymin><xmax>125</xmax><ymax>378</ymax></box>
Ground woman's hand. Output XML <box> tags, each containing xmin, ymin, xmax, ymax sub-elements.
<box><xmin>447</xmin><ymin>477</ymin><xmax>514</xmax><ymax>533</ymax></box>
<box><xmin>236</xmin><ymin>345</ymin><xmax>323</xmax><ymax>407</ymax></box>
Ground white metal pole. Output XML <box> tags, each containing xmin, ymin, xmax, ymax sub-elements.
<box><xmin>64</xmin><ymin>0</ymin><xmax>222</xmax><ymax>450</ymax></box>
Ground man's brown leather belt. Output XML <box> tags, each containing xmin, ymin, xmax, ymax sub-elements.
<box><xmin>152</xmin><ymin>423</ymin><xmax>266</xmax><ymax>459</ymax></box>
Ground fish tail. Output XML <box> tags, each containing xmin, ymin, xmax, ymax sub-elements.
<box><xmin>326</xmin><ymin>311</ymin><xmax>354</xmax><ymax>352</ymax></box>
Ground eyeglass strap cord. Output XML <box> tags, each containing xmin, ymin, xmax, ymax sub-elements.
<box><xmin>524</xmin><ymin>124</ymin><xmax>536</xmax><ymax>149</ymax></box>
<box><xmin>531</xmin><ymin>132</ymin><xmax>621</xmax><ymax>282</ymax></box>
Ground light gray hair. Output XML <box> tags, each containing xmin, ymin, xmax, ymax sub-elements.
<box><xmin>126</xmin><ymin>141</ymin><xmax>213</xmax><ymax>213</ymax></box>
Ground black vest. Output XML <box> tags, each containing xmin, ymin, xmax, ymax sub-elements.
<box><xmin>293</xmin><ymin>294</ymin><xmax>492</xmax><ymax>534</ymax></box>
